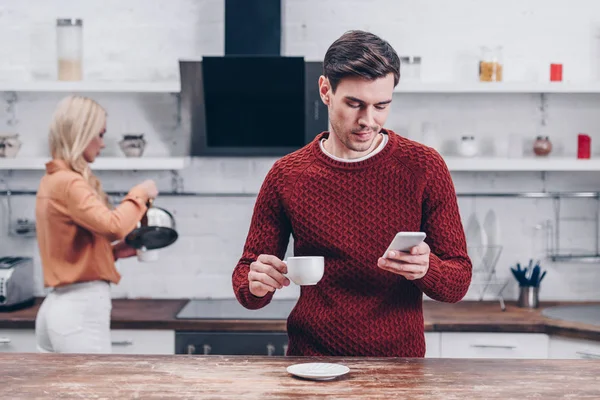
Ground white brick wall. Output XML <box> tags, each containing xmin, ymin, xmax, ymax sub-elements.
<box><xmin>1</xmin><ymin>1</ymin><xmax>600</xmax><ymax>303</ymax></box>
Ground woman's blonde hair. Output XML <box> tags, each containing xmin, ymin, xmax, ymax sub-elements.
<box><xmin>49</xmin><ymin>95</ymin><xmax>110</xmax><ymax>206</ymax></box>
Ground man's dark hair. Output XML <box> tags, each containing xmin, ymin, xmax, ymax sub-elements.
<box><xmin>323</xmin><ymin>30</ymin><xmax>400</xmax><ymax>93</ymax></box>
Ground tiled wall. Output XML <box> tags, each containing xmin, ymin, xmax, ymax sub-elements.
<box><xmin>1</xmin><ymin>0</ymin><xmax>600</xmax><ymax>302</ymax></box>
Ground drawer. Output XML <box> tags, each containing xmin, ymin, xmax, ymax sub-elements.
<box><xmin>549</xmin><ymin>336</ymin><xmax>600</xmax><ymax>359</ymax></box>
<box><xmin>176</xmin><ymin>332</ymin><xmax>288</xmax><ymax>356</ymax></box>
<box><xmin>440</xmin><ymin>332</ymin><xmax>549</xmax><ymax>359</ymax></box>
<box><xmin>425</xmin><ymin>332</ymin><xmax>440</xmax><ymax>358</ymax></box>
<box><xmin>110</xmin><ymin>330</ymin><xmax>175</xmax><ymax>355</ymax></box>
<box><xmin>0</xmin><ymin>329</ymin><xmax>37</xmax><ymax>353</ymax></box>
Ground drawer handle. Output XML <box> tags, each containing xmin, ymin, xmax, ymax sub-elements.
<box><xmin>203</xmin><ymin>344</ymin><xmax>211</xmax><ymax>355</ymax></box>
<box><xmin>267</xmin><ymin>343</ymin><xmax>275</xmax><ymax>356</ymax></box>
<box><xmin>0</xmin><ymin>337</ymin><xmax>11</xmax><ymax>344</ymax></box>
<box><xmin>576</xmin><ymin>351</ymin><xmax>600</xmax><ymax>359</ymax></box>
<box><xmin>283</xmin><ymin>344</ymin><xmax>288</xmax><ymax>356</ymax></box>
<box><xmin>187</xmin><ymin>344</ymin><xmax>195</xmax><ymax>355</ymax></box>
<box><xmin>111</xmin><ymin>340</ymin><xmax>134</xmax><ymax>346</ymax></box>
<box><xmin>471</xmin><ymin>344</ymin><xmax>516</xmax><ymax>350</ymax></box>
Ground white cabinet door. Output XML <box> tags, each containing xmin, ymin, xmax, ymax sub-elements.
<box><xmin>425</xmin><ymin>332</ymin><xmax>441</xmax><ymax>358</ymax></box>
<box><xmin>110</xmin><ymin>329</ymin><xmax>175</xmax><ymax>355</ymax></box>
<box><xmin>0</xmin><ymin>329</ymin><xmax>37</xmax><ymax>353</ymax></box>
<box><xmin>440</xmin><ymin>332</ymin><xmax>549</xmax><ymax>359</ymax></box>
<box><xmin>549</xmin><ymin>336</ymin><xmax>600</xmax><ymax>359</ymax></box>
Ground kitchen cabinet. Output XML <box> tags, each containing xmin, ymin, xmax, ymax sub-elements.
<box><xmin>440</xmin><ymin>332</ymin><xmax>549</xmax><ymax>359</ymax></box>
<box><xmin>424</xmin><ymin>332</ymin><xmax>441</xmax><ymax>358</ymax></box>
<box><xmin>0</xmin><ymin>329</ymin><xmax>176</xmax><ymax>354</ymax></box>
<box><xmin>0</xmin><ymin>329</ymin><xmax>37</xmax><ymax>353</ymax></box>
<box><xmin>110</xmin><ymin>330</ymin><xmax>175</xmax><ymax>355</ymax></box>
<box><xmin>548</xmin><ymin>336</ymin><xmax>600</xmax><ymax>359</ymax></box>
<box><xmin>176</xmin><ymin>331</ymin><xmax>442</xmax><ymax>357</ymax></box>
<box><xmin>176</xmin><ymin>331</ymin><xmax>288</xmax><ymax>356</ymax></box>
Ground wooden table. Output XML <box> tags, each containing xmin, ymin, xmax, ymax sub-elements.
<box><xmin>2</xmin><ymin>353</ymin><xmax>599</xmax><ymax>399</ymax></box>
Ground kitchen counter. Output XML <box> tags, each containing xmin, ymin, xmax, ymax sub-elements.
<box><xmin>3</xmin><ymin>353</ymin><xmax>599</xmax><ymax>399</ymax></box>
<box><xmin>1</xmin><ymin>298</ymin><xmax>600</xmax><ymax>341</ymax></box>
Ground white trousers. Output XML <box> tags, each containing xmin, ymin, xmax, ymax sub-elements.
<box><xmin>35</xmin><ymin>280</ymin><xmax>112</xmax><ymax>353</ymax></box>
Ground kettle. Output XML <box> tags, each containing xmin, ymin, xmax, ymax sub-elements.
<box><xmin>125</xmin><ymin>199</ymin><xmax>178</xmax><ymax>250</ymax></box>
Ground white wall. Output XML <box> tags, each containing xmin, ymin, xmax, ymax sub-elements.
<box><xmin>1</xmin><ymin>0</ymin><xmax>600</xmax><ymax>302</ymax></box>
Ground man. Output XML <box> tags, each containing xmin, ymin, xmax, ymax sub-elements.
<box><xmin>232</xmin><ymin>30</ymin><xmax>472</xmax><ymax>357</ymax></box>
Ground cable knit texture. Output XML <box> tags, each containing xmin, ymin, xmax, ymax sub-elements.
<box><xmin>232</xmin><ymin>130</ymin><xmax>472</xmax><ymax>357</ymax></box>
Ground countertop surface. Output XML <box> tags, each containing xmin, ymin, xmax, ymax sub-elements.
<box><xmin>1</xmin><ymin>298</ymin><xmax>600</xmax><ymax>340</ymax></box>
<box><xmin>3</xmin><ymin>353</ymin><xmax>600</xmax><ymax>399</ymax></box>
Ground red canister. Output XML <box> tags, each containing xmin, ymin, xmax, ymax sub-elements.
<box><xmin>578</xmin><ymin>134</ymin><xmax>591</xmax><ymax>159</ymax></box>
<box><xmin>550</xmin><ymin>64</ymin><xmax>563</xmax><ymax>82</ymax></box>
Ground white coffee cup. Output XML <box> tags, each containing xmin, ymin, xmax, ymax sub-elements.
<box><xmin>284</xmin><ymin>256</ymin><xmax>324</xmax><ymax>286</ymax></box>
<box><xmin>137</xmin><ymin>248</ymin><xmax>159</xmax><ymax>262</ymax></box>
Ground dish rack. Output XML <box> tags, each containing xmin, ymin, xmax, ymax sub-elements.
<box><xmin>468</xmin><ymin>245</ymin><xmax>508</xmax><ymax>308</ymax></box>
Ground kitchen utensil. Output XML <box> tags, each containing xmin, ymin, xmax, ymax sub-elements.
<box><xmin>0</xmin><ymin>134</ymin><xmax>22</xmax><ymax>158</ymax></box>
<box><xmin>125</xmin><ymin>199</ymin><xmax>178</xmax><ymax>250</ymax></box>
<box><xmin>286</xmin><ymin>363</ymin><xmax>350</xmax><ymax>381</ymax></box>
<box><xmin>510</xmin><ymin>259</ymin><xmax>546</xmax><ymax>288</ymax></box>
<box><xmin>482</xmin><ymin>209</ymin><xmax>500</xmax><ymax>267</ymax></box>
<box><xmin>538</xmin><ymin>270</ymin><xmax>547</xmax><ymax>285</ymax></box>
<box><xmin>0</xmin><ymin>257</ymin><xmax>35</xmax><ymax>311</ymax></box>
<box><xmin>530</xmin><ymin>264</ymin><xmax>540</xmax><ymax>286</ymax></box>
<box><xmin>465</xmin><ymin>212</ymin><xmax>487</xmax><ymax>267</ymax></box>
<box><xmin>119</xmin><ymin>134</ymin><xmax>146</xmax><ymax>157</ymax></box>
<box><xmin>510</xmin><ymin>267</ymin><xmax>528</xmax><ymax>286</ymax></box>
<box><xmin>518</xmin><ymin>286</ymin><xmax>539</xmax><ymax>308</ymax></box>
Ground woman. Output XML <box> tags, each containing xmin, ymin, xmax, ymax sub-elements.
<box><xmin>34</xmin><ymin>95</ymin><xmax>158</xmax><ymax>353</ymax></box>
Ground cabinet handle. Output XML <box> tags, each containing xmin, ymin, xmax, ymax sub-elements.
<box><xmin>187</xmin><ymin>344</ymin><xmax>196</xmax><ymax>355</ymax></box>
<box><xmin>283</xmin><ymin>344</ymin><xmax>288</xmax><ymax>356</ymax></box>
<box><xmin>471</xmin><ymin>344</ymin><xmax>516</xmax><ymax>350</ymax></box>
<box><xmin>111</xmin><ymin>340</ymin><xmax>134</xmax><ymax>346</ymax></box>
<box><xmin>0</xmin><ymin>337</ymin><xmax>11</xmax><ymax>344</ymax></box>
<box><xmin>576</xmin><ymin>351</ymin><xmax>600</xmax><ymax>359</ymax></box>
<box><xmin>203</xmin><ymin>344</ymin><xmax>211</xmax><ymax>355</ymax></box>
<box><xmin>266</xmin><ymin>343</ymin><xmax>275</xmax><ymax>356</ymax></box>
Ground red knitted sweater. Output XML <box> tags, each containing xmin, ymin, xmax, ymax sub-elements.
<box><xmin>232</xmin><ymin>130</ymin><xmax>472</xmax><ymax>357</ymax></box>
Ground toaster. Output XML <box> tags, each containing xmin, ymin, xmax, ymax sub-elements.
<box><xmin>0</xmin><ymin>257</ymin><xmax>35</xmax><ymax>311</ymax></box>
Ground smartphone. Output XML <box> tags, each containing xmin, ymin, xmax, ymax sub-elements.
<box><xmin>383</xmin><ymin>232</ymin><xmax>426</xmax><ymax>258</ymax></box>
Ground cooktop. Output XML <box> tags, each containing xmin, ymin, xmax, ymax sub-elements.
<box><xmin>175</xmin><ymin>298</ymin><xmax>298</xmax><ymax>320</ymax></box>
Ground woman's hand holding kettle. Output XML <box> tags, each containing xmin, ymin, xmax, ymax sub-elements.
<box><xmin>138</xmin><ymin>180</ymin><xmax>158</xmax><ymax>200</ymax></box>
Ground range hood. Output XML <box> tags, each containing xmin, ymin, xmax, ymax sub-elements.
<box><xmin>225</xmin><ymin>0</ymin><xmax>281</xmax><ymax>56</ymax></box>
<box><xmin>179</xmin><ymin>0</ymin><xmax>328</xmax><ymax>156</ymax></box>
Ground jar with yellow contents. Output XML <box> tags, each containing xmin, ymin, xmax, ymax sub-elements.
<box><xmin>479</xmin><ymin>46</ymin><xmax>503</xmax><ymax>82</ymax></box>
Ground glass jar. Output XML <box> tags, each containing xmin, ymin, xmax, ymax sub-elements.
<box><xmin>479</xmin><ymin>46</ymin><xmax>503</xmax><ymax>82</ymax></box>
<box><xmin>533</xmin><ymin>136</ymin><xmax>552</xmax><ymax>156</ymax></box>
<box><xmin>400</xmin><ymin>56</ymin><xmax>422</xmax><ymax>82</ymax></box>
<box><xmin>56</xmin><ymin>18</ymin><xmax>83</xmax><ymax>81</ymax></box>
<box><xmin>458</xmin><ymin>136</ymin><xmax>479</xmax><ymax>157</ymax></box>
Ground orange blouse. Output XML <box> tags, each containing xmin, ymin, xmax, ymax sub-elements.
<box><xmin>35</xmin><ymin>160</ymin><xmax>149</xmax><ymax>287</ymax></box>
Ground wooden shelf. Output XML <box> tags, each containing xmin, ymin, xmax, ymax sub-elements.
<box><xmin>0</xmin><ymin>157</ymin><xmax>189</xmax><ymax>170</ymax></box>
<box><xmin>0</xmin><ymin>81</ymin><xmax>180</xmax><ymax>93</ymax></box>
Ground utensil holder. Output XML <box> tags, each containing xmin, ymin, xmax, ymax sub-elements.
<box><xmin>517</xmin><ymin>286</ymin><xmax>539</xmax><ymax>308</ymax></box>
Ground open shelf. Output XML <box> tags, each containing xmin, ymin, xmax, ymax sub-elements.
<box><xmin>444</xmin><ymin>157</ymin><xmax>600</xmax><ymax>172</ymax></box>
<box><xmin>0</xmin><ymin>157</ymin><xmax>189</xmax><ymax>170</ymax></box>
<box><xmin>0</xmin><ymin>81</ymin><xmax>181</xmax><ymax>93</ymax></box>
<box><xmin>394</xmin><ymin>82</ymin><xmax>600</xmax><ymax>94</ymax></box>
